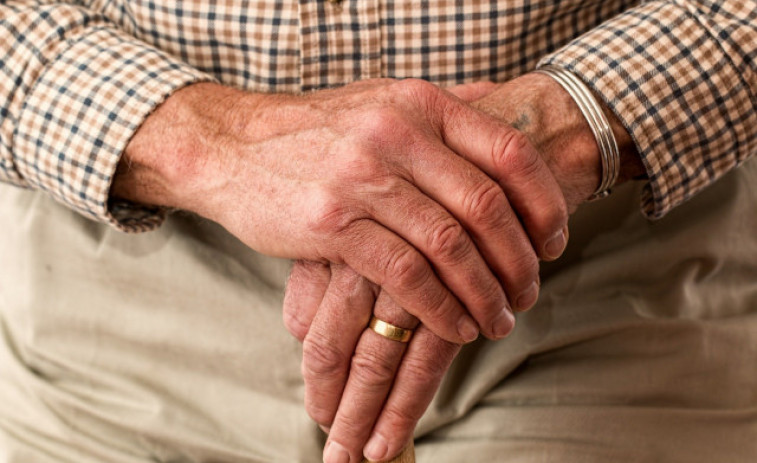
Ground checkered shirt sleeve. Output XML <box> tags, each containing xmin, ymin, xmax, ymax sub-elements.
<box><xmin>2</xmin><ymin>1</ymin><xmax>755</xmax><ymax>230</ymax></box>
<box><xmin>542</xmin><ymin>0</ymin><xmax>757</xmax><ymax>219</ymax></box>
<box><xmin>0</xmin><ymin>1</ymin><xmax>213</xmax><ymax>231</ymax></box>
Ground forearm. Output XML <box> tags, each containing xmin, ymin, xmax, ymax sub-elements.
<box><xmin>112</xmin><ymin>82</ymin><xmax>253</xmax><ymax>216</ymax></box>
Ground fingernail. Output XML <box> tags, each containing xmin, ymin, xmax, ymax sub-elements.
<box><xmin>491</xmin><ymin>307</ymin><xmax>515</xmax><ymax>339</ymax></box>
<box><xmin>324</xmin><ymin>441</ymin><xmax>351</xmax><ymax>463</ymax></box>
<box><xmin>544</xmin><ymin>227</ymin><xmax>568</xmax><ymax>260</ymax></box>
<box><xmin>457</xmin><ymin>316</ymin><xmax>479</xmax><ymax>343</ymax></box>
<box><xmin>364</xmin><ymin>433</ymin><xmax>388</xmax><ymax>462</ymax></box>
<box><xmin>319</xmin><ymin>424</ymin><xmax>331</xmax><ymax>434</ymax></box>
<box><xmin>515</xmin><ymin>281</ymin><xmax>539</xmax><ymax>311</ymax></box>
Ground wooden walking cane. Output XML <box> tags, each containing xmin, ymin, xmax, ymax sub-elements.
<box><xmin>362</xmin><ymin>440</ymin><xmax>415</xmax><ymax>463</ymax></box>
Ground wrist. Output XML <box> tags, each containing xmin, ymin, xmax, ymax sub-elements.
<box><xmin>111</xmin><ymin>82</ymin><xmax>263</xmax><ymax>219</ymax></box>
<box><xmin>474</xmin><ymin>73</ymin><xmax>644</xmax><ymax>210</ymax></box>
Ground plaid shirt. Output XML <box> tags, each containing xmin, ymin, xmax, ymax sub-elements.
<box><xmin>1</xmin><ymin>0</ymin><xmax>755</xmax><ymax>231</ymax></box>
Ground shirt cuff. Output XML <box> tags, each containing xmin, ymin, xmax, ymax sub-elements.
<box><xmin>539</xmin><ymin>1</ymin><xmax>757</xmax><ymax>219</ymax></box>
<box><xmin>15</xmin><ymin>26</ymin><xmax>214</xmax><ymax>232</ymax></box>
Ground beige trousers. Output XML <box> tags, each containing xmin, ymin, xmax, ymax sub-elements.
<box><xmin>1</xmin><ymin>160</ymin><xmax>756</xmax><ymax>463</ymax></box>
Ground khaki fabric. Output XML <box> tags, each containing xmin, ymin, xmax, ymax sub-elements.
<box><xmin>414</xmin><ymin>159</ymin><xmax>757</xmax><ymax>462</ymax></box>
<box><xmin>1</xmin><ymin>159</ymin><xmax>756</xmax><ymax>463</ymax></box>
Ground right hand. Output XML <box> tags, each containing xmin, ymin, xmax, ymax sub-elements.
<box><xmin>115</xmin><ymin>79</ymin><xmax>568</xmax><ymax>343</ymax></box>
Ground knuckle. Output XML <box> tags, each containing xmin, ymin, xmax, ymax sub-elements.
<box><xmin>304</xmin><ymin>396</ymin><xmax>335</xmax><ymax>427</ymax></box>
<box><xmin>331</xmin><ymin>267</ymin><xmax>370</xmax><ymax>302</ymax></box>
<box><xmin>508</xmin><ymin>252</ymin><xmax>540</xmax><ymax>287</ymax></box>
<box><xmin>420</xmin><ymin>290</ymin><xmax>460</xmax><ymax>329</ymax></box>
<box><xmin>394</xmin><ymin>79</ymin><xmax>445</xmax><ymax>115</ymax></box>
<box><xmin>360</xmin><ymin>106</ymin><xmax>406</xmax><ymax>141</ymax></box>
<box><xmin>394</xmin><ymin>78</ymin><xmax>438</xmax><ymax>99</ymax></box>
<box><xmin>519</xmin><ymin>248</ymin><xmax>541</xmax><ymax>275</ymax></box>
<box><xmin>302</xmin><ymin>335</ymin><xmax>347</xmax><ymax>380</ymax></box>
<box><xmin>338</xmin><ymin>147</ymin><xmax>405</xmax><ymax>202</ymax></box>
<box><xmin>463</xmin><ymin>180</ymin><xmax>508</xmax><ymax>228</ymax></box>
<box><xmin>293</xmin><ymin>259</ymin><xmax>329</xmax><ymax>277</ymax></box>
<box><xmin>400</xmin><ymin>354</ymin><xmax>448</xmax><ymax>385</ymax></box>
<box><xmin>330</xmin><ymin>413</ymin><xmax>363</xmax><ymax>439</ymax></box>
<box><xmin>341</xmin><ymin>145</ymin><xmax>384</xmax><ymax>178</ymax></box>
<box><xmin>381</xmin><ymin>403</ymin><xmax>420</xmax><ymax>432</ymax></box>
<box><xmin>491</xmin><ymin>130</ymin><xmax>540</xmax><ymax>178</ymax></box>
<box><xmin>282</xmin><ymin>308</ymin><xmax>308</xmax><ymax>342</ymax></box>
<box><xmin>307</xmin><ymin>197</ymin><xmax>374</xmax><ymax>249</ymax></box>
<box><xmin>543</xmin><ymin>204</ymin><xmax>569</xmax><ymax>243</ymax></box>
<box><xmin>462</xmin><ymin>276</ymin><xmax>506</xmax><ymax>314</ymax></box>
<box><xmin>363</xmin><ymin>175</ymin><xmax>408</xmax><ymax>204</ymax></box>
<box><xmin>426</xmin><ymin>219</ymin><xmax>470</xmax><ymax>264</ymax></box>
<box><xmin>349</xmin><ymin>347</ymin><xmax>396</xmax><ymax>390</ymax></box>
<box><xmin>307</xmin><ymin>189</ymin><xmax>354</xmax><ymax>235</ymax></box>
<box><xmin>383</xmin><ymin>245</ymin><xmax>428</xmax><ymax>292</ymax></box>
<box><xmin>557</xmin><ymin>201</ymin><xmax>569</xmax><ymax>228</ymax></box>
<box><xmin>549</xmin><ymin>197</ymin><xmax>570</xmax><ymax>231</ymax></box>
<box><xmin>495</xmin><ymin>202</ymin><xmax>524</xmax><ymax>237</ymax></box>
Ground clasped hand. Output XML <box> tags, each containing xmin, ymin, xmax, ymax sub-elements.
<box><xmin>280</xmin><ymin>79</ymin><xmax>578</xmax><ymax>463</ymax></box>
<box><xmin>119</xmin><ymin>75</ymin><xmax>576</xmax><ymax>463</ymax></box>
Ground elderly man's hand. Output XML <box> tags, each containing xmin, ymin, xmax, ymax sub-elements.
<box><xmin>114</xmin><ymin>78</ymin><xmax>569</xmax><ymax>345</ymax></box>
<box><xmin>286</xmin><ymin>262</ymin><xmax>448</xmax><ymax>463</ymax></box>
<box><xmin>284</xmin><ymin>73</ymin><xmax>646</xmax><ymax>463</ymax></box>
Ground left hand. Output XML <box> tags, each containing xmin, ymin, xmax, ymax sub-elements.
<box><xmin>286</xmin><ymin>262</ymin><xmax>459</xmax><ymax>463</ymax></box>
<box><xmin>284</xmin><ymin>73</ymin><xmax>645</xmax><ymax>463</ymax></box>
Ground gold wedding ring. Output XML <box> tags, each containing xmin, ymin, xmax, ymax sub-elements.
<box><xmin>368</xmin><ymin>316</ymin><xmax>413</xmax><ymax>343</ymax></box>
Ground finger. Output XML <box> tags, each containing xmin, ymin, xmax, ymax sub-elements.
<box><xmin>337</xmin><ymin>219</ymin><xmax>479</xmax><ymax>345</ymax></box>
<box><xmin>435</xmin><ymin>92</ymin><xmax>569</xmax><ymax>262</ymax></box>
<box><xmin>323</xmin><ymin>292</ymin><xmax>417</xmax><ymax>463</ymax></box>
<box><xmin>283</xmin><ymin>260</ymin><xmax>331</xmax><ymax>341</ymax></box>
<box><xmin>301</xmin><ymin>265</ymin><xmax>376</xmax><ymax>428</ymax></box>
<box><xmin>445</xmin><ymin>81</ymin><xmax>499</xmax><ymax>102</ymax></box>
<box><xmin>364</xmin><ymin>180</ymin><xmax>512</xmax><ymax>340</ymax></box>
<box><xmin>403</xmin><ymin>138</ymin><xmax>534</xmax><ymax>332</ymax></box>
<box><xmin>363</xmin><ymin>324</ymin><xmax>460</xmax><ymax>462</ymax></box>
<box><xmin>489</xmin><ymin>131</ymin><xmax>570</xmax><ymax>263</ymax></box>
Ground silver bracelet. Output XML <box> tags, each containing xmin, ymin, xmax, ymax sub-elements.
<box><xmin>534</xmin><ymin>65</ymin><xmax>620</xmax><ymax>201</ymax></box>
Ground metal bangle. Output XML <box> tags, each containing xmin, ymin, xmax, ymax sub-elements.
<box><xmin>534</xmin><ymin>65</ymin><xmax>620</xmax><ymax>201</ymax></box>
